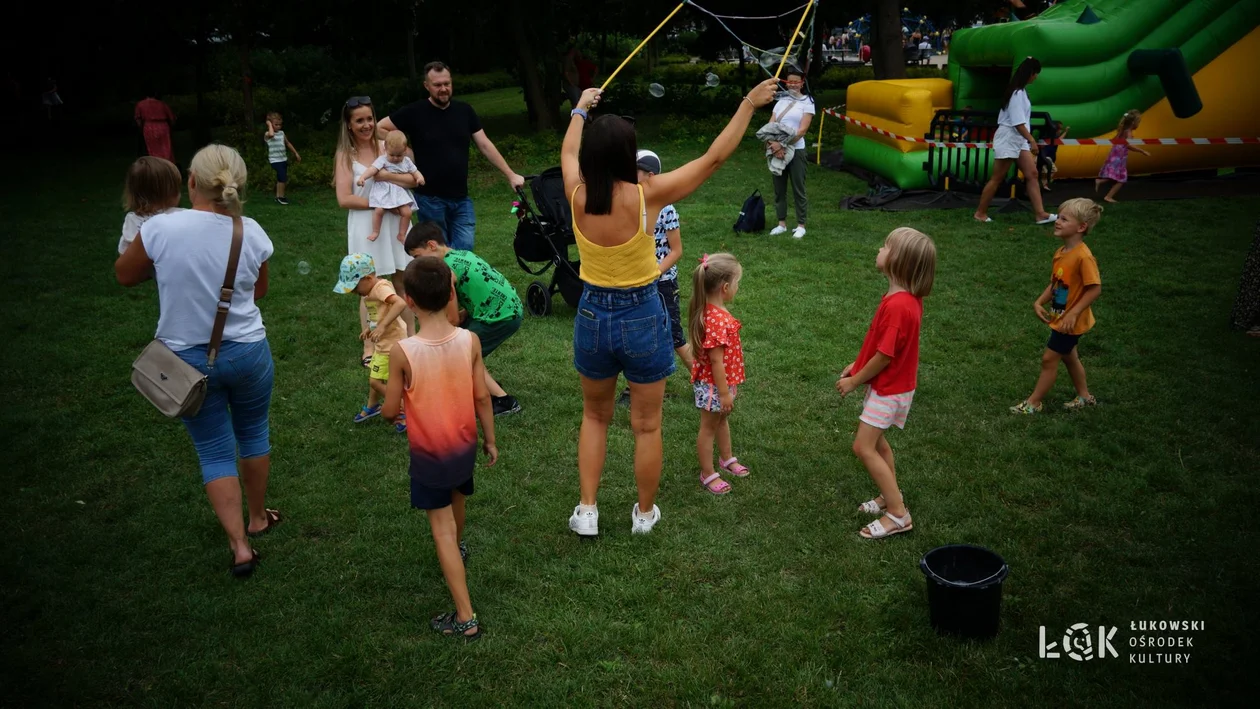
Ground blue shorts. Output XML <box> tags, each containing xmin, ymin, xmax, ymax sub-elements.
<box><xmin>174</xmin><ymin>339</ymin><xmax>274</xmax><ymax>484</ymax></box>
<box><xmin>1047</xmin><ymin>329</ymin><xmax>1082</xmax><ymax>355</ymax></box>
<box><xmin>410</xmin><ymin>475</ymin><xmax>474</xmax><ymax>510</ymax></box>
<box><xmin>573</xmin><ymin>282</ymin><xmax>676</xmax><ymax>384</ymax></box>
<box><xmin>657</xmin><ymin>278</ymin><xmax>687</xmax><ymax>350</ymax></box>
<box><xmin>270</xmin><ymin>160</ymin><xmax>288</xmax><ymax>183</ymax></box>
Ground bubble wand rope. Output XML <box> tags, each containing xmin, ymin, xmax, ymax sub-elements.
<box><xmin>600</xmin><ymin>2</ymin><xmax>688</xmax><ymax>91</ymax></box>
<box><xmin>775</xmin><ymin>0</ymin><xmax>817</xmax><ymax>79</ymax></box>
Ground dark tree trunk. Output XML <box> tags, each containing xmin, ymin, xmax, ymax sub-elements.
<box><xmin>510</xmin><ymin>0</ymin><xmax>554</xmax><ymax>131</ymax></box>
<box><xmin>407</xmin><ymin>6</ymin><xmax>418</xmax><ymax>84</ymax></box>
<box><xmin>871</xmin><ymin>0</ymin><xmax>907</xmax><ymax>80</ymax></box>
<box><xmin>238</xmin><ymin>41</ymin><xmax>255</xmax><ymax>126</ymax></box>
<box><xmin>193</xmin><ymin>18</ymin><xmax>211</xmax><ymax>145</ymax></box>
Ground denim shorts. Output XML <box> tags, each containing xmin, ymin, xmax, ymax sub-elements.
<box><xmin>657</xmin><ymin>278</ymin><xmax>687</xmax><ymax>350</ymax></box>
<box><xmin>174</xmin><ymin>339</ymin><xmax>275</xmax><ymax>484</ymax></box>
<box><xmin>573</xmin><ymin>282</ymin><xmax>676</xmax><ymax>384</ymax></box>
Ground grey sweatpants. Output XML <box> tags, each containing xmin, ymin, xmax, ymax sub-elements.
<box><xmin>772</xmin><ymin>151</ymin><xmax>808</xmax><ymax>225</ymax></box>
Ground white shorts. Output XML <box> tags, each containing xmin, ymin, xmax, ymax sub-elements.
<box><xmin>860</xmin><ymin>387</ymin><xmax>915</xmax><ymax>430</ymax></box>
<box><xmin>993</xmin><ymin>125</ymin><xmax>1029</xmax><ymax>160</ymax></box>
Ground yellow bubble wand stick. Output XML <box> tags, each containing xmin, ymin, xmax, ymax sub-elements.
<box><xmin>600</xmin><ymin>2</ymin><xmax>688</xmax><ymax>91</ymax></box>
<box><xmin>775</xmin><ymin>0</ymin><xmax>817</xmax><ymax>78</ymax></box>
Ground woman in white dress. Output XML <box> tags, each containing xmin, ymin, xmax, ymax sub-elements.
<box><xmin>334</xmin><ymin>96</ymin><xmax>420</xmax><ymax>358</ymax></box>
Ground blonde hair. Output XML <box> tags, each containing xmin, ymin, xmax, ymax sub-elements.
<box><xmin>1117</xmin><ymin>109</ymin><xmax>1141</xmax><ymax>134</ymax></box>
<box><xmin>266</xmin><ymin>111</ymin><xmax>282</xmax><ymax>122</ymax></box>
<box><xmin>188</xmin><ymin>144</ymin><xmax>247</xmax><ymax>216</ymax></box>
<box><xmin>384</xmin><ymin>130</ymin><xmax>408</xmax><ymax>153</ymax></box>
<box><xmin>688</xmin><ymin>252</ymin><xmax>742</xmax><ymax>350</ymax></box>
<box><xmin>122</xmin><ymin>156</ymin><xmax>181</xmax><ymax>216</ymax></box>
<box><xmin>335</xmin><ymin>103</ymin><xmax>381</xmax><ymax>185</ymax></box>
<box><xmin>1058</xmin><ymin>198</ymin><xmax>1103</xmax><ymax>232</ymax></box>
<box><xmin>883</xmin><ymin>227</ymin><xmax>936</xmax><ymax>297</ymax></box>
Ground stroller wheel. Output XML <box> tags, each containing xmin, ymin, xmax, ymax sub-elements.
<box><xmin>526</xmin><ymin>280</ymin><xmax>552</xmax><ymax>316</ymax></box>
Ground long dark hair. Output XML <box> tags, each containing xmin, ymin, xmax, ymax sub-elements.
<box><xmin>578</xmin><ymin>115</ymin><xmax>638</xmax><ymax>215</ymax></box>
<box><xmin>1001</xmin><ymin>57</ymin><xmax>1041</xmax><ymax>111</ymax></box>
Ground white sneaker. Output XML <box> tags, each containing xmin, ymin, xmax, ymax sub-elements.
<box><xmin>769</xmin><ymin>225</ymin><xmax>788</xmax><ymax>236</ymax></box>
<box><xmin>630</xmin><ymin>503</ymin><xmax>661</xmax><ymax>535</ymax></box>
<box><xmin>569</xmin><ymin>505</ymin><xmax>599</xmax><ymax>536</ymax></box>
<box><xmin>792</xmin><ymin>226</ymin><xmax>806</xmax><ymax>239</ymax></box>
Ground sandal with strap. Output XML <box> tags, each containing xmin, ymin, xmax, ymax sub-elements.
<box><xmin>860</xmin><ymin>510</ymin><xmax>913</xmax><ymax>540</ymax></box>
<box><xmin>719</xmin><ymin>457</ymin><xmax>750</xmax><ymax>478</ymax></box>
<box><xmin>230</xmin><ymin>549</ymin><xmax>260</xmax><ymax>578</ymax></box>
<box><xmin>247</xmin><ymin>508</ymin><xmax>282</xmax><ymax>538</ymax></box>
<box><xmin>700</xmin><ymin>472</ymin><xmax>731</xmax><ymax>495</ymax></box>
<box><xmin>430</xmin><ymin>611</ymin><xmax>482</xmax><ymax>641</ymax></box>
<box><xmin>857</xmin><ymin>490</ymin><xmax>903</xmax><ymax>515</ymax></box>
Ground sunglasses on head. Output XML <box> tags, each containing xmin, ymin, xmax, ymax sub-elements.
<box><xmin>345</xmin><ymin>96</ymin><xmax>372</xmax><ymax>108</ymax></box>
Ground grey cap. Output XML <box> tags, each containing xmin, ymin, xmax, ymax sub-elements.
<box><xmin>635</xmin><ymin>149</ymin><xmax>662</xmax><ymax>175</ymax></box>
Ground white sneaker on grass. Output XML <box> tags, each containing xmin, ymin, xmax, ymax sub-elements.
<box><xmin>769</xmin><ymin>225</ymin><xmax>788</xmax><ymax>236</ymax></box>
<box><xmin>792</xmin><ymin>226</ymin><xmax>806</xmax><ymax>239</ymax></box>
<box><xmin>569</xmin><ymin>505</ymin><xmax>598</xmax><ymax>536</ymax></box>
<box><xmin>630</xmin><ymin>503</ymin><xmax>661</xmax><ymax>535</ymax></box>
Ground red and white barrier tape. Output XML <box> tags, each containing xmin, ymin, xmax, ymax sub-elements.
<box><xmin>821</xmin><ymin>107</ymin><xmax>1260</xmax><ymax>148</ymax></box>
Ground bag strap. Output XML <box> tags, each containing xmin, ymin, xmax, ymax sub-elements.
<box><xmin>206</xmin><ymin>216</ymin><xmax>244</xmax><ymax>367</ymax></box>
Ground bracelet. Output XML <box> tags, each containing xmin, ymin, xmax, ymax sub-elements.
<box><xmin>741</xmin><ymin>96</ymin><xmax>755</xmax><ymax>109</ymax></box>
<box><xmin>571</xmin><ymin>108</ymin><xmax>589</xmax><ymax>121</ymax></box>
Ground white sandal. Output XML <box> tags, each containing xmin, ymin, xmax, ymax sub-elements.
<box><xmin>857</xmin><ymin>490</ymin><xmax>903</xmax><ymax>515</ymax></box>
<box><xmin>860</xmin><ymin>510</ymin><xmax>913</xmax><ymax>539</ymax></box>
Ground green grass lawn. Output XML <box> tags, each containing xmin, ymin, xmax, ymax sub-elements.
<box><xmin>2</xmin><ymin>107</ymin><xmax>1258</xmax><ymax>706</ymax></box>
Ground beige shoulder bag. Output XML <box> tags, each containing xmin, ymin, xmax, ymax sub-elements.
<box><xmin>131</xmin><ymin>216</ymin><xmax>244</xmax><ymax>418</ymax></box>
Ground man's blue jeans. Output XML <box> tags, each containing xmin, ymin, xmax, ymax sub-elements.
<box><xmin>413</xmin><ymin>193</ymin><xmax>476</xmax><ymax>251</ymax></box>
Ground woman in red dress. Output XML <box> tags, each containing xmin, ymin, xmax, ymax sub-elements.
<box><xmin>135</xmin><ymin>95</ymin><xmax>176</xmax><ymax>162</ymax></box>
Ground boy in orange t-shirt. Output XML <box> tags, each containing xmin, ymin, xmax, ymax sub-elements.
<box><xmin>334</xmin><ymin>254</ymin><xmax>410</xmax><ymax>428</ymax></box>
<box><xmin>1011</xmin><ymin>198</ymin><xmax>1103</xmax><ymax>414</ymax></box>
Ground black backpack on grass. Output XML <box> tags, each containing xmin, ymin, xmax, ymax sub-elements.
<box><xmin>733</xmin><ymin>189</ymin><xmax>765</xmax><ymax>233</ymax></box>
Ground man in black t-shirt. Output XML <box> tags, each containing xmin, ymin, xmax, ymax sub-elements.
<box><xmin>378</xmin><ymin>61</ymin><xmax>525</xmax><ymax>251</ymax></box>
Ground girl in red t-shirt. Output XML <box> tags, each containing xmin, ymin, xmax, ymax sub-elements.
<box><xmin>837</xmin><ymin>228</ymin><xmax>936</xmax><ymax>539</ymax></box>
<box><xmin>687</xmin><ymin>253</ymin><xmax>749</xmax><ymax>495</ymax></box>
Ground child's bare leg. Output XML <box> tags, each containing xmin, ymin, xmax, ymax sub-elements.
<box><xmin>697</xmin><ymin>410</ymin><xmax>722</xmax><ymax>476</ymax></box>
<box><xmin>676</xmin><ymin>344</ymin><xmax>695</xmax><ymax>372</ymax></box>
<box><xmin>1027</xmin><ymin>348</ymin><xmax>1064</xmax><ymax>407</ymax></box>
<box><xmin>1095</xmin><ymin>178</ymin><xmax>1105</xmax><ymax>193</ymax></box>
<box><xmin>369</xmin><ymin>208</ymin><xmax>384</xmax><ymax>241</ymax></box>
<box><xmin>1104</xmin><ymin>181</ymin><xmax>1124</xmax><ymax>203</ymax></box>
<box><xmin>390</xmin><ymin>273</ymin><xmax>416</xmax><ymax>336</ymax></box>
<box><xmin>426</xmin><ymin>505</ymin><xmax>477</xmax><ymax>632</ymax></box>
<box><xmin>276</xmin><ymin>181</ymin><xmax>286</xmax><ymax>199</ymax></box>
<box><xmin>715</xmin><ymin>414</ymin><xmax>734</xmax><ymax>462</ymax></box>
<box><xmin>397</xmin><ymin>204</ymin><xmax>413</xmax><ymax>242</ymax></box>
<box><xmin>481</xmin><ymin>372</ymin><xmax>506</xmax><ymax>400</ymax></box>
<box><xmin>360</xmin><ymin>299</ymin><xmax>373</xmax><ymax>361</ymax></box>
<box><xmin>869</xmin><ymin>436</ymin><xmax>897</xmax><ymax>507</ymax></box>
<box><xmin>853</xmin><ymin>423</ymin><xmax>907</xmax><ymax>528</ymax></box>
<box><xmin>368</xmin><ymin>376</ymin><xmax>387</xmax><ymax>408</ymax></box>
<box><xmin>451</xmin><ymin>490</ymin><xmax>467</xmax><ymax>543</ymax></box>
<box><xmin>1062</xmin><ymin>346</ymin><xmax>1091</xmax><ymax>399</ymax></box>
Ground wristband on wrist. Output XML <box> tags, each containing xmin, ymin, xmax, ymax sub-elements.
<box><xmin>571</xmin><ymin>108</ymin><xmax>589</xmax><ymax>120</ymax></box>
<box><xmin>741</xmin><ymin>96</ymin><xmax>754</xmax><ymax>108</ymax></box>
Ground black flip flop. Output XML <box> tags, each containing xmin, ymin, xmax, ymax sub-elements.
<box><xmin>247</xmin><ymin>509</ymin><xmax>283</xmax><ymax>538</ymax></box>
<box><xmin>230</xmin><ymin>549</ymin><xmax>261</xmax><ymax>578</ymax></box>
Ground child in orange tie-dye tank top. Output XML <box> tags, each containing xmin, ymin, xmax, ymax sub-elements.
<box><xmin>383</xmin><ymin>256</ymin><xmax>498</xmax><ymax>641</ymax></box>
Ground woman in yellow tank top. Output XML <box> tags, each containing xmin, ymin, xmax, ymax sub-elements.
<box><xmin>560</xmin><ymin>79</ymin><xmax>778</xmax><ymax>537</ymax></box>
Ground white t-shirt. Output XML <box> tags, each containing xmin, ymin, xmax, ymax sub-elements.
<box><xmin>266</xmin><ymin>130</ymin><xmax>287</xmax><ymax>163</ymax></box>
<box><xmin>141</xmin><ymin>209</ymin><xmax>274</xmax><ymax>351</ymax></box>
<box><xmin>998</xmin><ymin>89</ymin><xmax>1032</xmax><ymax>129</ymax></box>
<box><xmin>372</xmin><ymin>155</ymin><xmax>418</xmax><ymax>174</ymax></box>
<box><xmin>919</xmin><ymin>41</ymin><xmax>931</xmax><ymax>51</ymax></box>
<box><xmin>119</xmin><ymin>207</ymin><xmax>184</xmax><ymax>255</ymax></box>
<box><xmin>771</xmin><ymin>94</ymin><xmax>817</xmax><ymax>150</ymax></box>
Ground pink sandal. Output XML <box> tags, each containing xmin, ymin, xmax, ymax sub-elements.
<box><xmin>700</xmin><ymin>472</ymin><xmax>731</xmax><ymax>495</ymax></box>
<box><xmin>720</xmin><ymin>457</ymin><xmax>750</xmax><ymax>478</ymax></box>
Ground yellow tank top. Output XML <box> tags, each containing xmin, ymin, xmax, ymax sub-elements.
<box><xmin>570</xmin><ymin>183</ymin><xmax>660</xmax><ymax>288</ymax></box>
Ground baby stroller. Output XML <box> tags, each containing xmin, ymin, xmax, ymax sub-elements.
<box><xmin>512</xmin><ymin>167</ymin><xmax>584</xmax><ymax>316</ymax></box>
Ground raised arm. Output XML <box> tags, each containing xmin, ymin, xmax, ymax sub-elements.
<box><xmin>561</xmin><ymin>90</ymin><xmax>602</xmax><ymax>196</ymax></box>
<box><xmin>645</xmin><ymin>78</ymin><xmax>779</xmax><ymax>208</ymax></box>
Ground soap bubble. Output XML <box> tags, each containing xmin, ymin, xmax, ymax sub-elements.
<box><xmin>297</xmin><ymin>260</ymin><xmax>311</xmax><ymax>275</ymax></box>
<box><xmin>648</xmin><ymin>83</ymin><xmax>665</xmax><ymax>98</ymax></box>
<box><xmin>705</xmin><ymin>72</ymin><xmax>720</xmax><ymax>88</ymax></box>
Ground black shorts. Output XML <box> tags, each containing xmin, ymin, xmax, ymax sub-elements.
<box><xmin>410</xmin><ymin>475</ymin><xmax>474</xmax><ymax>510</ymax></box>
<box><xmin>271</xmin><ymin>160</ymin><xmax>288</xmax><ymax>183</ymax></box>
<box><xmin>1046</xmin><ymin>329</ymin><xmax>1082</xmax><ymax>355</ymax></box>
<box><xmin>658</xmin><ymin>278</ymin><xmax>687</xmax><ymax>350</ymax></box>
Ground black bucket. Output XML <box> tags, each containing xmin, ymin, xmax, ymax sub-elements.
<box><xmin>919</xmin><ymin>544</ymin><xmax>1010</xmax><ymax>639</ymax></box>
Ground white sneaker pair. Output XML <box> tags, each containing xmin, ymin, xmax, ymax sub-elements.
<box><xmin>769</xmin><ymin>225</ymin><xmax>806</xmax><ymax>239</ymax></box>
<box><xmin>568</xmin><ymin>503</ymin><xmax>661</xmax><ymax>536</ymax></box>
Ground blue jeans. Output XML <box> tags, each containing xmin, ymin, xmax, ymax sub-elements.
<box><xmin>413</xmin><ymin>194</ymin><xmax>476</xmax><ymax>251</ymax></box>
<box><xmin>175</xmin><ymin>339</ymin><xmax>275</xmax><ymax>484</ymax></box>
<box><xmin>573</xmin><ymin>282</ymin><xmax>676</xmax><ymax>384</ymax></box>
